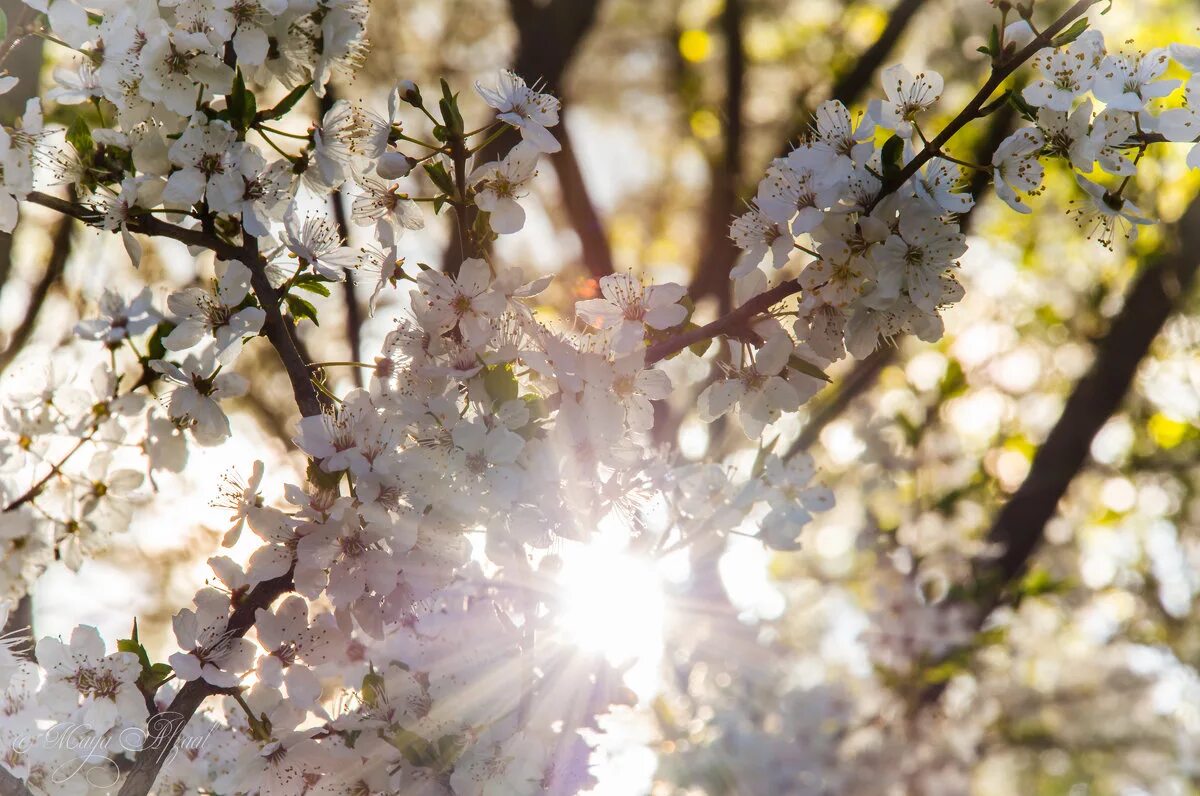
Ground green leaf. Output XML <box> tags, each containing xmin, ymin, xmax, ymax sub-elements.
<box><xmin>66</xmin><ymin>116</ymin><xmax>94</xmax><ymax>158</ymax></box>
<box><xmin>388</xmin><ymin>728</ymin><xmax>437</xmax><ymax>768</ymax></box>
<box><xmin>0</xmin><ymin>10</ymin><xmax>8</xmax><ymax>43</ymax></box>
<box><xmin>1018</xmin><ymin>568</ymin><xmax>1068</xmax><ymax>599</ymax></box>
<box><xmin>435</xmin><ymin>734</ymin><xmax>466</xmax><ymax>772</ymax></box>
<box><xmin>787</xmin><ymin>354</ymin><xmax>832</xmax><ymax>383</ymax></box>
<box><xmin>1006</xmin><ymin>90</ymin><xmax>1038</xmax><ymax>122</ymax></box>
<box><xmin>439</xmin><ymin>78</ymin><xmax>464</xmax><ymax>136</ymax></box>
<box><xmin>146</xmin><ymin>322</ymin><xmax>174</xmax><ymax>362</ymax></box>
<box><xmin>423</xmin><ymin>161</ymin><xmax>456</xmax><ymax>197</ymax></box>
<box><xmin>228</xmin><ymin>69</ymin><xmax>257</xmax><ymax>132</ymax></box>
<box><xmin>361</xmin><ymin>667</ymin><xmax>385</xmax><ymax>709</ymax></box>
<box><xmin>256</xmin><ymin>82</ymin><xmax>312</xmax><ymax>123</ymax></box>
<box><xmin>483</xmin><ymin>363</ymin><xmax>519</xmax><ymax>405</ymax></box>
<box><xmin>750</xmin><ymin>437</ymin><xmax>778</xmax><ymax>479</ymax></box>
<box><xmin>292</xmin><ymin>273</ymin><xmax>332</xmax><ymax>297</ymax></box>
<box><xmin>688</xmin><ymin>333</ymin><xmax>713</xmax><ymax>358</ymax></box>
<box><xmin>880</xmin><ymin>134</ymin><xmax>905</xmax><ymax>182</ymax></box>
<box><xmin>1051</xmin><ymin>18</ymin><xmax>1089</xmax><ymax>48</ymax></box>
<box><xmin>285</xmin><ymin>294</ymin><xmax>320</xmax><ymax>326</ymax></box>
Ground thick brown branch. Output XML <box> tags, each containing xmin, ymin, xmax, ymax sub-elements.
<box><xmin>690</xmin><ymin>0</ymin><xmax>747</xmax><ymax>308</ymax></box>
<box><xmin>22</xmin><ymin>192</ymin><xmax>326</xmax><ymax>418</ymax></box>
<box><xmin>913</xmin><ymin>196</ymin><xmax>1200</xmax><ymax>712</ymax></box>
<box><xmin>240</xmin><ymin>234</ymin><xmax>328</xmax><ymax>418</ymax></box>
<box><xmin>0</xmin><ymin>764</ymin><xmax>33</xmax><ymax>796</ymax></box>
<box><xmin>320</xmin><ymin>88</ymin><xmax>364</xmax><ymax>388</ymax></box>
<box><xmin>984</xmin><ymin>198</ymin><xmax>1200</xmax><ymax>587</ymax></box>
<box><xmin>551</xmin><ymin>114</ymin><xmax>615</xmax><ymax>279</ymax></box>
<box><xmin>0</xmin><ymin>210</ymin><xmax>73</xmax><ymax>375</ymax></box>
<box><xmin>646</xmin><ymin>278</ymin><xmax>800</xmax><ymax>365</ymax></box>
<box><xmin>115</xmin><ymin>569</ymin><xmax>295</xmax><ymax>796</ymax></box>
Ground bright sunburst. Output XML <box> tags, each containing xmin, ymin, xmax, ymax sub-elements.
<box><xmin>556</xmin><ymin>543</ymin><xmax>666</xmax><ymax>697</ymax></box>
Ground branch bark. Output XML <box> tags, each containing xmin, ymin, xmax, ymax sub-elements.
<box><xmin>912</xmin><ymin>196</ymin><xmax>1200</xmax><ymax>712</ymax></box>
<box><xmin>115</xmin><ymin>569</ymin><xmax>295</xmax><ymax>796</ymax></box>
<box><xmin>688</xmin><ymin>0</ymin><xmax>746</xmax><ymax>309</ymax></box>
<box><xmin>983</xmin><ymin>198</ymin><xmax>1200</xmax><ymax>589</ymax></box>
<box><xmin>0</xmin><ymin>209</ymin><xmax>74</xmax><ymax>375</ymax></box>
<box><xmin>443</xmin><ymin>0</ymin><xmax>607</xmax><ymax>274</ymax></box>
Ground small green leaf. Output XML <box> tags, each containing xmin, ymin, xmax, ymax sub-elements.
<box><xmin>1051</xmin><ymin>18</ymin><xmax>1089</xmax><ymax>48</ymax></box>
<box><xmin>880</xmin><ymin>134</ymin><xmax>905</xmax><ymax>182</ymax></box>
<box><xmin>146</xmin><ymin>322</ymin><xmax>174</xmax><ymax>362</ymax></box>
<box><xmin>688</xmin><ymin>336</ymin><xmax>713</xmax><ymax>358</ymax></box>
<box><xmin>423</xmin><ymin>161</ymin><xmax>456</xmax><ymax>197</ymax></box>
<box><xmin>361</xmin><ymin>667</ymin><xmax>385</xmax><ymax>709</ymax></box>
<box><xmin>256</xmin><ymin>82</ymin><xmax>312</xmax><ymax>123</ymax></box>
<box><xmin>0</xmin><ymin>10</ymin><xmax>9</xmax><ymax>43</ymax></box>
<box><xmin>1006</xmin><ymin>90</ymin><xmax>1038</xmax><ymax>122</ymax></box>
<box><xmin>66</xmin><ymin>116</ymin><xmax>94</xmax><ymax>158</ymax></box>
<box><xmin>787</xmin><ymin>354</ymin><xmax>832</xmax><ymax>383</ymax></box>
<box><xmin>483</xmin><ymin>363</ymin><xmax>519</xmax><ymax>405</ymax></box>
<box><xmin>228</xmin><ymin>69</ymin><xmax>257</xmax><ymax>132</ymax></box>
<box><xmin>285</xmin><ymin>294</ymin><xmax>320</xmax><ymax>326</ymax></box>
<box><xmin>292</xmin><ymin>273</ymin><xmax>332</xmax><ymax>297</ymax></box>
<box><xmin>750</xmin><ymin>437</ymin><xmax>778</xmax><ymax>478</ymax></box>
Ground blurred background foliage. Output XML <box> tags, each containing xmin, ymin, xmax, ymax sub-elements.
<box><xmin>4</xmin><ymin>0</ymin><xmax>1200</xmax><ymax>793</ymax></box>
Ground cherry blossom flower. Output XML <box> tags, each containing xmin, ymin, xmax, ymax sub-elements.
<box><xmin>162</xmin><ymin>117</ymin><xmax>239</xmax><ymax>208</ymax></box>
<box><xmin>168</xmin><ymin>588</ymin><xmax>257</xmax><ymax>688</ymax></box>
<box><xmin>150</xmin><ymin>350</ymin><xmax>249</xmax><ymax>445</ymax></box>
<box><xmin>162</xmin><ymin>260</ymin><xmax>266</xmax><ymax>363</ymax></box>
<box><xmin>470</xmin><ymin>142</ymin><xmax>540</xmax><ymax>234</ymax></box>
<box><xmin>1038</xmin><ymin>101</ymin><xmax>1099</xmax><ymax>173</ymax></box>
<box><xmin>74</xmin><ymin>288</ymin><xmax>159</xmax><ymax>346</ymax></box>
<box><xmin>574</xmin><ymin>273</ymin><xmax>688</xmax><ymax>354</ymax></box>
<box><xmin>1093</xmin><ymin>48</ymin><xmax>1177</xmax><ymax>113</ymax></box>
<box><xmin>416</xmin><ymin>258</ymin><xmax>506</xmax><ymax>348</ymax></box>
<box><xmin>1158</xmin><ymin>75</ymin><xmax>1200</xmax><ymax>168</ymax></box>
<box><xmin>36</xmin><ymin>625</ymin><xmax>147</xmax><ymax>731</ymax></box>
<box><xmin>476</xmin><ymin>70</ymin><xmax>562</xmax><ymax>154</ymax></box>
<box><xmin>871</xmin><ymin>64</ymin><xmax>944</xmax><ymax>138</ymax></box>
<box><xmin>214</xmin><ymin>460</ymin><xmax>266</xmax><ymax>547</ymax></box>
<box><xmin>1071</xmin><ymin>174</ymin><xmax>1152</xmax><ymax>249</ymax></box>
<box><xmin>755</xmin><ymin>454</ymin><xmax>835</xmax><ymax>550</ymax></box>
<box><xmin>992</xmin><ymin>127</ymin><xmax>1046</xmax><ymax>214</ymax></box>
<box><xmin>1023</xmin><ymin>32</ymin><xmax>1107</xmax><ymax>111</ymax></box>
<box><xmin>698</xmin><ymin>334</ymin><xmax>802</xmax><ymax>437</ymax></box>
<box><xmin>729</xmin><ymin>204</ymin><xmax>794</xmax><ymax>277</ymax></box>
<box><xmin>283</xmin><ymin>208</ymin><xmax>358</xmax><ymax>281</ymax></box>
<box><xmin>254</xmin><ymin>596</ymin><xmax>340</xmax><ymax>707</ymax></box>
<box><xmin>872</xmin><ymin>204</ymin><xmax>967</xmax><ymax>312</ymax></box>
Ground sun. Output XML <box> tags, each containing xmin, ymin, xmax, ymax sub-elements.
<box><xmin>555</xmin><ymin>544</ymin><xmax>666</xmax><ymax>673</ymax></box>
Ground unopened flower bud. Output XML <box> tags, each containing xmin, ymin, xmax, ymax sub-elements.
<box><xmin>376</xmin><ymin>150</ymin><xmax>416</xmax><ymax>180</ymax></box>
<box><xmin>397</xmin><ymin>80</ymin><xmax>421</xmax><ymax>106</ymax></box>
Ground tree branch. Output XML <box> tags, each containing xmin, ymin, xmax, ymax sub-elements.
<box><xmin>22</xmin><ymin>192</ymin><xmax>327</xmax><ymax>418</ymax></box>
<box><xmin>551</xmin><ymin>112</ymin><xmax>615</xmax><ymax>279</ymax></box>
<box><xmin>783</xmin><ymin>100</ymin><xmax>1019</xmax><ymax>458</ymax></box>
<box><xmin>871</xmin><ymin>0</ymin><xmax>1102</xmax><ymax>208</ymax></box>
<box><xmin>647</xmin><ymin>277</ymin><xmax>800</xmax><ymax>364</ymax></box>
<box><xmin>776</xmin><ymin>0</ymin><xmax>928</xmax><ymax>163</ymax></box>
<box><xmin>689</xmin><ymin>0</ymin><xmax>747</xmax><ymax>309</ymax></box>
<box><xmin>0</xmin><ymin>209</ymin><xmax>74</xmax><ymax>375</ymax></box>
<box><xmin>320</xmin><ymin>88</ymin><xmax>364</xmax><ymax>388</ymax></box>
<box><xmin>983</xmin><ymin>198</ymin><xmax>1200</xmax><ymax>589</ymax></box>
<box><xmin>115</xmin><ymin>569</ymin><xmax>295</xmax><ymax>796</ymax></box>
<box><xmin>913</xmin><ymin>195</ymin><xmax>1200</xmax><ymax>711</ymax></box>
<box><xmin>442</xmin><ymin>0</ymin><xmax>606</xmax><ymax>274</ymax></box>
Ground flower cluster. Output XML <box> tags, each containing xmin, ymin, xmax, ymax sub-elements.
<box><xmin>0</xmin><ymin>1</ymin><xmax>1196</xmax><ymax>794</ymax></box>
